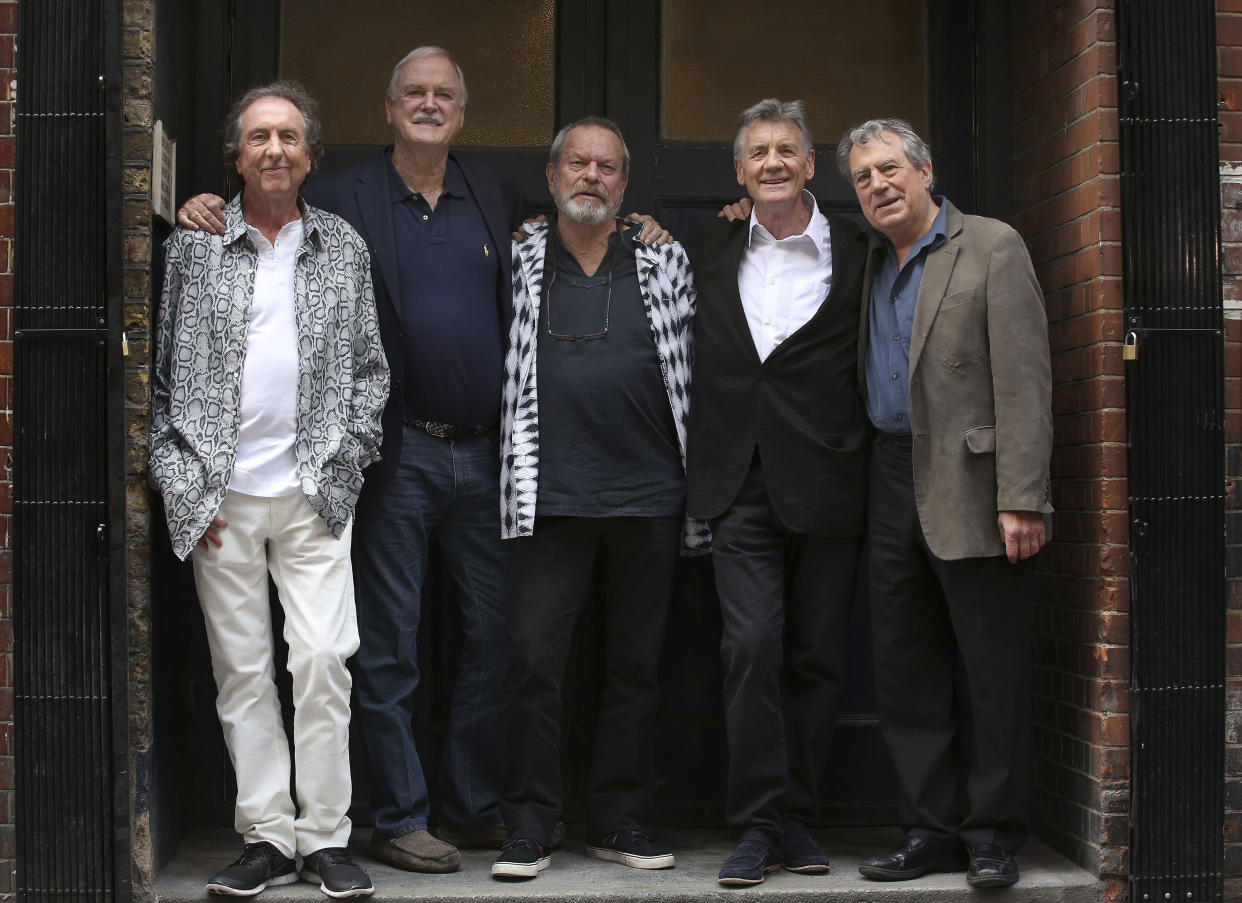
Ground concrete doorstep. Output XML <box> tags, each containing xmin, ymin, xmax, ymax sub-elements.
<box><xmin>151</xmin><ymin>826</ymin><xmax>1101</xmax><ymax>903</ymax></box>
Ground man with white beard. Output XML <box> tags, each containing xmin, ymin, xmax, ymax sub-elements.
<box><xmin>491</xmin><ymin>117</ymin><xmax>706</xmax><ymax>880</ymax></box>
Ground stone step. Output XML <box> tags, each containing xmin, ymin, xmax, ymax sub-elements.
<box><xmin>152</xmin><ymin>827</ymin><xmax>1102</xmax><ymax>903</ymax></box>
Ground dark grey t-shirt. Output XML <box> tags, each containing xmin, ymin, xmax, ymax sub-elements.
<box><xmin>535</xmin><ymin>227</ymin><xmax>684</xmax><ymax>517</ymax></box>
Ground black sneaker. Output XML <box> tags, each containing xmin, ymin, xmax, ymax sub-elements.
<box><xmin>206</xmin><ymin>841</ymin><xmax>298</xmax><ymax>896</ymax></box>
<box><xmin>586</xmin><ymin>828</ymin><xmax>675</xmax><ymax>869</ymax></box>
<box><xmin>301</xmin><ymin>847</ymin><xmax>374</xmax><ymax>898</ymax></box>
<box><xmin>491</xmin><ymin>837</ymin><xmax>550</xmax><ymax>879</ymax></box>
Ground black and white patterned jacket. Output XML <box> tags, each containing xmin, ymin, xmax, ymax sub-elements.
<box><xmin>500</xmin><ymin>221</ymin><xmax>710</xmax><ymax>552</ymax></box>
<box><xmin>149</xmin><ymin>196</ymin><xmax>390</xmax><ymax>560</ymax></box>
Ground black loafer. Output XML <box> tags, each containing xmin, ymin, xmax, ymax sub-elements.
<box><xmin>717</xmin><ymin>839</ymin><xmax>783</xmax><ymax>886</ymax></box>
<box><xmin>782</xmin><ymin>821</ymin><xmax>830</xmax><ymax>874</ymax></box>
<box><xmin>859</xmin><ymin>835</ymin><xmax>967</xmax><ymax>881</ymax></box>
<box><xmin>967</xmin><ymin>842</ymin><xmax>1019</xmax><ymax>887</ymax></box>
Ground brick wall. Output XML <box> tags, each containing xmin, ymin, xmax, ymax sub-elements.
<box><xmin>121</xmin><ymin>0</ymin><xmax>155</xmax><ymax>889</ymax></box>
<box><xmin>0</xmin><ymin>0</ymin><xmax>12</xmax><ymax>895</ymax></box>
<box><xmin>1011</xmin><ymin>0</ymin><xmax>1128</xmax><ymax>894</ymax></box>
<box><xmin>1219</xmin><ymin>3</ymin><xmax>1242</xmax><ymax>897</ymax></box>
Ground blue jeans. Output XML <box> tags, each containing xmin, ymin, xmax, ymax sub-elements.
<box><xmin>352</xmin><ymin>426</ymin><xmax>511</xmax><ymax>838</ymax></box>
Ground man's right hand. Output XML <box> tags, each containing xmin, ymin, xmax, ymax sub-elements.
<box><xmin>718</xmin><ymin>197</ymin><xmax>752</xmax><ymax>221</ymax></box>
<box><xmin>196</xmin><ymin>516</ymin><xmax>228</xmax><ymax>550</ymax></box>
<box><xmin>177</xmin><ymin>194</ymin><xmax>228</xmax><ymax>234</ymax></box>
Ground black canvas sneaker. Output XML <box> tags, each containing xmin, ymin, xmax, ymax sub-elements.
<box><xmin>586</xmin><ymin>828</ymin><xmax>675</xmax><ymax>869</ymax></box>
<box><xmin>491</xmin><ymin>838</ymin><xmax>550</xmax><ymax>879</ymax></box>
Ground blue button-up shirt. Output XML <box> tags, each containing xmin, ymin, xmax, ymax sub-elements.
<box><xmin>865</xmin><ymin>199</ymin><xmax>949</xmax><ymax>434</ymax></box>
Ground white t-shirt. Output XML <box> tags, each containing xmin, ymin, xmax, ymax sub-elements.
<box><xmin>229</xmin><ymin>218</ymin><xmax>303</xmax><ymax>497</ymax></box>
<box><xmin>738</xmin><ymin>190</ymin><xmax>834</xmax><ymax>362</ymax></box>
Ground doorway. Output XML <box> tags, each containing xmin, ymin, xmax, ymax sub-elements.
<box><xmin>150</xmin><ymin>0</ymin><xmax>1009</xmax><ymax>856</ymax></box>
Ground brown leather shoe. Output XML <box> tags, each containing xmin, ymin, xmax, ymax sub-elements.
<box><xmin>367</xmin><ymin>829</ymin><xmax>461</xmax><ymax>873</ymax></box>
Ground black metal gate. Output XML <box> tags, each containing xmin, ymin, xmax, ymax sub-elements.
<box><xmin>12</xmin><ymin>1</ymin><xmax>129</xmax><ymax>901</ymax></box>
<box><xmin>1118</xmin><ymin>1</ymin><xmax>1225</xmax><ymax>900</ymax></box>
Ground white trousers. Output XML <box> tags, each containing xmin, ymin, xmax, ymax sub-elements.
<box><xmin>192</xmin><ymin>490</ymin><xmax>358</xmax><ymax>858</ymax></box>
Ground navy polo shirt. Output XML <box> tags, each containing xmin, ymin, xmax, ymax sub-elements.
<box><xmin>388</xmin><ymin>151</ymin><xmax>503</xmax><ymax>426</ymax></box>
<box><xmin>865</xmin><ymin>198</ymin><xmax>948</xmax><ymax>434</ymax></box>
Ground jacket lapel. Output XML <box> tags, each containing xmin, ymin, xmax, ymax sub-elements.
<box><xmin>719</xmin><ymin>221</ymin><xmax>762</xmax><ymax>365</ymax></box>
<box><xmin>456</xmin><ymin>155</ymin><xmax>515</xmax><ymax>329</ymax></box>
<box><xmin>857</xmin><ymin>227</ymin><xmax>885</xmax><ymax>389</ymax></box>
<box><xmin>354</xmin><ymin>155</ymin><xmax>402</xmax><ymax>325</ymax></box>
<box><xmin>909</xmin><ymin>201</ymin><xmax>965</xmax><ymax>376</ymax></box>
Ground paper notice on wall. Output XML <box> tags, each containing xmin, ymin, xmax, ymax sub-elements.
<box><xmin>152</xmin><ymin>120</ymin><xmax>177</xmax><ymax>224</ymax></box>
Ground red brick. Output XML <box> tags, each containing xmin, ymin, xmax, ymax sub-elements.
<box><xmin>1222</xmin><ymin>14</ymin><xmax>1242</xmax><ymax>46</ymax></box>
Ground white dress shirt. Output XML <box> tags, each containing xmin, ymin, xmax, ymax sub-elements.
<box><xmin>737</xmin><ymin>190</ymin><xmax>833</xmax><ymax>362</ymax></box>
<box><xmin>231</xmin><ymin>218</ymin><xmax>303</xmax><ymax>497</ymax></box>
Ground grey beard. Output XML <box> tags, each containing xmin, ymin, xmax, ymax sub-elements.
<box><xmin>559</xmin><ymin>195</ymin><xmax>613</xmax><ymax>225</ymax></box>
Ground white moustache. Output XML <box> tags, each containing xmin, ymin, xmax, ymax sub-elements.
<box><xmin>569</xmin><ymin>181</ymin><xmax>608</xmax><ymax>201</ymax></box>
<box><xmin>411</xmin><ymin>111</ymin><xmax>444</xmax><ymax>125</ymax></box>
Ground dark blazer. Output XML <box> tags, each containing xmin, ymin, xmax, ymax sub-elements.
<box><xmin>685</xmin><ymin>207</ymin><xmax>870</xmax><ymax>536</ymax></box>
<box><xmin>305</xmin><ymin>149</ymin><xmax>526</xmax><ymax>487</ymax></box>
<box><xmin>858</xmin><ymin>200</ymin><xmax>1053</xmax><ymax>560</ymax></box>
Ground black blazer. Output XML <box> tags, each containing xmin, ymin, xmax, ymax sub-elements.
<box><xmin>305</xmin><ymin>149</ymin><xmax>526</xmax><ymax>488</ymax></box>
<box><xmin>684</xmin><ymin>207</ymin><xmax>869</xmax><ymax>536</ymax></box>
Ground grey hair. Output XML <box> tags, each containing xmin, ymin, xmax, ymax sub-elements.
<box><xmin>836</xmin><ymin>118</ymin><xmax>933</xmax><ymax>180</ymax></box>
<box><xmin>549</xmin><ymin>115</ymin><xmax>631</xmax><ymax>178</ymax></box>
<box><xmin>386</xmin><ymin>46</ymin><xmax>468</xmax><ymax>108</ymax></box>
<box><xmin>222</xmin><ymin>80</ymin><xmax>324</xmax><ymax>174</ymax></box>
<box><xmin>733</xmin><ymin>99</ymin><xmax>813</xmax><ymax>160</ymax></box>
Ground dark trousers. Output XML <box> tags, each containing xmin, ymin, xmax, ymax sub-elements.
<box><xmin>868</xmin><ymin>433</ymin><xmax>1032</xmax><ymax>853</ymax></box>
<box><xmin>500</xmin><ymin>515</ymin><xmax>680</xmax><ymax>844</ymax></box>
<box><xmin>710</xmin><ymin>458</ymin><xmax>860</xmax><ymax>851</ymax></box>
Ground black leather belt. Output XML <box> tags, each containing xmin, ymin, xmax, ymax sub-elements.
<box><xmin>404</xmin><ymin>417</ymin><xmax>490</xmax><ymax>441</ymax></box>
<box><xmin>877</xmin><ymin>430</ymin><xmax>914</xmax><ymax>450</ymax></box>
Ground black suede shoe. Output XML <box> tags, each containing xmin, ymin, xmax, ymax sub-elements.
<box><xmin>717</xmin><ymin>839</ymin><xmax>783</xmax><ymax>886</ymax></box>
<box><xmin>782</xmin><ymin>821</ymin><xmax>830</xmax><ymax>874</ymax></box>
<box><xmin>967</xmin><ymin>842</ymin><xmax>1020</xmax><ymax>887</ymax></box>
<box><xmin>858</xmin><ymin>835</ymin><xmax>968</xmax><ymax>881</ymax></box>
<box><xmin>206</xmin><ymin>842</ymin><xmax>298</xmax><ymax>896</ymax></box>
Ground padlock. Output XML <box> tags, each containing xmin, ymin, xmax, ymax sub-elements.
<box><xmin>1123</xmin><ymin>331</ymin><xmax>1138</xmax><ymax>361</ymax></box>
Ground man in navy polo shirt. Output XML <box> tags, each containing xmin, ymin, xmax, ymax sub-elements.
<box><xmin>178</xmin><ymin>47</ymin><xmax>668</xmax><ymax>874</ymax></box>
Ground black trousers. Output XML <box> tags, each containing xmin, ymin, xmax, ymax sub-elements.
<box><xmin>868</xmin><ymin>433</ymin><xmax>1032</xmax><ymax>853</ymax></box>
<box><xmin>710</xmin><ymin>457</ymin><xmax>860</xmax><ymax>851</ymax></box>
<box><xmin>499</xmin><ymin>515</ymin><xmax>680</xmax><ymax>843</ymax></box>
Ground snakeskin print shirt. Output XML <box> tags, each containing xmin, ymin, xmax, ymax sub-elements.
<box><xmin>149</xmin><ymin>196</ymin><xmax>389</xmax><ymax>560</ymax></box>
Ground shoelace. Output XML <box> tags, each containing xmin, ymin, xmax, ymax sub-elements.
<box><xmin>601</xmin><ymin>828</ymin><xmax>651</xmax><ymax>848</ymax></box>
<box><xmin>233</xmin><ymin>842</ymin><xmax>287</xmax><ymax>869</ymax></box>
<box><xmin>308</xmin><ymin>847</ymin><xmax>357</xmax><ymax>869</ymax></box>
<box><xmin>500</xmin><ymin>837</ymin><xmax>546</xmax><ymax>855</ymax></box>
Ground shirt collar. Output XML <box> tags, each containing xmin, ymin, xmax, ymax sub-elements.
<box><xmin>223</xmin><ymin>192</ymin><xmax>322</xmax><ymax>252</ymax></box>
<box><xmin>882</xmin><ymin>194</ymin><xmax>949</xmax><ymax>264</ymax></box>
<box><xmin>386</xmin><ymin>149</ymin><xmax>466</xmax><ymax>204</ymax></box>
<box><xmin>746</xmin><ymin>190</ymin><xmax>829</xmax><ymax>252</ymax></box>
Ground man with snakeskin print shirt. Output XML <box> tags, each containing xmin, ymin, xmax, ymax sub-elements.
<box><xmin>151</xmin><ymin>82</ymin><xmax>387</xmax><ymax>898</ymax></box>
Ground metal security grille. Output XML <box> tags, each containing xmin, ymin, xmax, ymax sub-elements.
<box><xmin>1118</xmin><ymin>1</ymin><xmax>1225</xmax><ymax>901</ymax></box>
<box><xmin>12</xmin><ymin>2</ymin><xmax>129</xmax><ymax>902</ymax></box>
